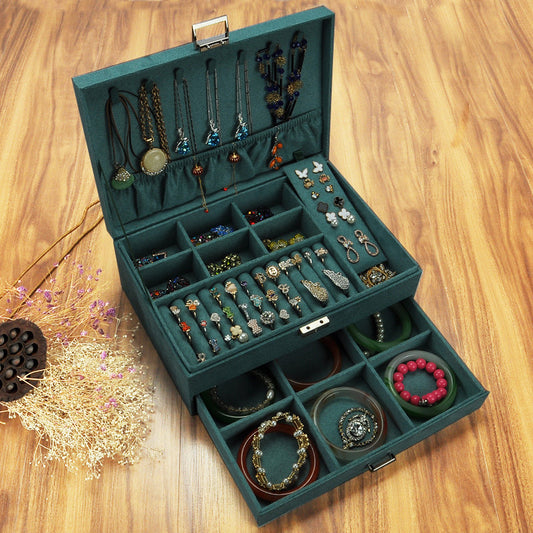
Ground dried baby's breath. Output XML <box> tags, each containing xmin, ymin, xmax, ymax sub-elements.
<box><xmin>0</xmin><ymin>258</ymin><xmax>155</xmax><ymax>479</ymax></box>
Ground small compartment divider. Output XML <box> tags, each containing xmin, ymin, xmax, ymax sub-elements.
<box><xmin>290</xmin><ymin>395</ymin><xmax>341</xmax><ymax>472</ymax></box>
<box><xmin>139</xmin><ymin>250</ymin><xmax>207</xmax><ymax>301</ymax></box>
<box><xmin>362</xmin><ymin>365</ymin><xmax>416</xmax><ymax>432</ymax></box>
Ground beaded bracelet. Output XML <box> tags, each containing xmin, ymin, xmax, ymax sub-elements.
<box><xmin>251</xmin><ymin>412</ymin><xmax>310</xmax><ymax>491</ymax></box>
<box><xmin>384</xmin><ymin>350</ymin><xmax>457</xmax><ymax>419</ymax></box>
<box><xmin>393</xmin><ymin>359</ymin><xmax>448</xmax><ymax>407</ymax></box>
<box><xmin>237</xmin><ymin>418</ymin><xmax>320</xmax><ymax>502</ymax></box>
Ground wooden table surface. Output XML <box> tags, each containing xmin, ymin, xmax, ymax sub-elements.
<box><xmin>1</xmin><ymin>1</ymin><xmax>532</xmax><ymax>532</ymax></box>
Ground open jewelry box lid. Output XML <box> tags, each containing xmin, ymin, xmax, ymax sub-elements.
<box><xmin>72</xmin><ymin>6</ymin><xmax>335</xmax><ymax>241</ymax></box>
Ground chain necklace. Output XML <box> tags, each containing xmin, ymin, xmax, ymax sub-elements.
<box><xmin>173</xmin><ymin>75</ymin><xmax>191</xmax><ymax>155</ymax></box>
<box><xmin>205</xmin><ymin>64</ymin><xmax>221</xmax><ymax>147</ymax></box>
<box><xmin>234</xmin><ymin>55</ymin><xmax>252</xmax><ymax>140</ymax></box>
<box><xmin>105</xmin><ymin>92</ymin><xmax>138</xmax><ymax>189</ymax></box>
<box><xmin>138</xmin><ymin>81</ymin><xmax>169</xmax><ymax>175</ymax></box>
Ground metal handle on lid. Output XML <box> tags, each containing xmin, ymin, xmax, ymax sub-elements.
<box><xmin>192</xmin><ymin>15</ymin><xmax>229</xmax><ymax>51</ymax></box>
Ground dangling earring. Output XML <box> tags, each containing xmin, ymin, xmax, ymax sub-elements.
<box><xmin>268</xmin><ymin>131</ymin><xmax>283</xmax><ymax>170</ymax></box>
<box><xmin>180</xmin><ymin>74</ymin><xmax>208</xmax><ymax>212</ymax></box>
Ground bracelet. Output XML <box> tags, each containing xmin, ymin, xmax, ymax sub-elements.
<box><xmin>392</xmin><ymin>358</ymin><xmax>448</xmax><ymax>407</ymax></box>
<box><xmin>285</xmin><ymin>335</ymin><xmax>342</xmax><ymax>391</ymax></box>
<box><xmin>251</xmin><ymin>412</ymin><xmax>309</xmax><ymax>491</ymax></box>
<box><xmin>206</xmin><ymin>370</ymin><xmax>275</xmax><ymax>423</ymax></box>
<box><xmin>347</xmin><ymin>303</ymin><xmax>412</xmax><ymax>355</ymax></box>
<box><xmin>237</xmin><ymin>413</ymin><xmax>320</xmax><ymax>501</ymax></box>
<box><xmin>384</xmin><ymin>350</ymin><xmax>457</xmax><ymax>419</ymax></box>
<box><xmin>310</xmin><ymin>387</ymin><xmax>387</xmax><ymax>461</ymax></box>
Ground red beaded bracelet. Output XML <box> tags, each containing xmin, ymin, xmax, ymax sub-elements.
<box><xmin>392</xmin><ymin>357</ymin><xmax>448</xmax><ymax>407</ymax></box>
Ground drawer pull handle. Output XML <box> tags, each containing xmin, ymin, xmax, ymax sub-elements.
<box><xmin>368</xmin><ymin>453</ymin><xmax>396</xmax><ymax>472</ymax></box>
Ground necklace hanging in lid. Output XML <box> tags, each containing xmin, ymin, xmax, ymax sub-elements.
<box><xmin>205</xmin><ymin>59</ymin><xmax>221</xmax><ymax>147</ymax></box>
<box><xmin>138</xmin><ymin>80</ymin><xmax>170</xmax><ymax>176</ymax></box>
<box><xmin>105</xmin><ymin>88</ymin><xmax>136</xmax><ymax>190</ymax></box>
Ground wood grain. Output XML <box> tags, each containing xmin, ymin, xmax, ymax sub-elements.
<box><xmin>1</xmin><ymin>1</ymin><xmax>532</xmax><ymax>532</ymax></box>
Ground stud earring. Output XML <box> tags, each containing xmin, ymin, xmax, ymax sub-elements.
<box><xmin>312</xmin><ymin>161</ymin><xmax>323</xmax><ymax>173</ymax></box>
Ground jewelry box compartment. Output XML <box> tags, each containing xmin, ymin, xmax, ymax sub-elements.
<box><xmin>113</xmin><ymin>168</ymin><xmax>422</xmax><ymax>411</ymax></box>
<box><xmin>195</xmin><ymin>298</ymin><xmax>489</xmax><ymax>526</ymax></box>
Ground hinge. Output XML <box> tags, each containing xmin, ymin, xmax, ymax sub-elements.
<box><xmin>192</xmin><ymin>15</ymin><xmax>229</xmax><ymax>52</ymax></box>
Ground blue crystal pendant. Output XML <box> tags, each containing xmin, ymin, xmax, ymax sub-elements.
<box><xmin>234</xmin><ymin>113</ymin><xmax>249</xmax><ymax>141</ymax></box>
<box><xmin>206</xmin><ymin>120</ymin><xmax>220</xmax><ymax>147</ymax></box>
<box><xmin>174</xmin><ymin>127</ymin><xmax>191</xmax><ymax>155</ymax></box>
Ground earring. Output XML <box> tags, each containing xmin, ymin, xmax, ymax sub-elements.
<box><xmin>312</xmin><ymin>161</ymin><xmax>323</xmax><ymax>173</ymax></box>
<box><xmin>354</xmin><ymin>230</ymin><xmax>380</xmax><ymax>256</ymax></box>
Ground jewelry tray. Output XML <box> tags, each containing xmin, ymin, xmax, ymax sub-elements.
<box><xmin>72</xmin><ymin>7</ymin><xmax>488</xmax><ymax>525</ymax></box>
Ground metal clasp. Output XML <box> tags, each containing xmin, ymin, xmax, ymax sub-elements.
<box><xmin>368</xmin><ymin>453</ymin><xmax>396</xmax><ymax>472</ymax></box>
<box><xmin>192</xmin><ymin>15</ymin><xmax>229</xmax><ymax>51</ymax></box>
<box><xmin>299</xmin><ymin>316</ymin><xmax>330</xmax><ymax>336</ymax></box>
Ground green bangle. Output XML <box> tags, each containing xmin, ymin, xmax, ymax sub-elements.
<box><xmin>347</xmin><ymin>303</ymin><xmax>412</xmax><ymax>354</ymax></box>
<box><xmin>201</xmin><ymin>370</ymin><xmax>275</xmax><ymax>424</ymax></box>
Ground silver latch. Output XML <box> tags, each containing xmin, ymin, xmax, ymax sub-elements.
<box><xmin>299</xmin><ymin>316</ymin><xmax>330</xmax><ymax>336</ymax></box>
<box><xmin>192</xmin><ymin>15</ymin><xmax>229</xmax><ymax>51</ymax></box>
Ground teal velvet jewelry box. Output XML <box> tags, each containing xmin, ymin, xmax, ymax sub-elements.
<box><xmin>72</xmin><ymin>6</ymin><xmax>488</xmax><ymax>525</ymax></box>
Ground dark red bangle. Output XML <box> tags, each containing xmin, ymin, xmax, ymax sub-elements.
<box><xmin>237</xmin><ymin>422</ymin><xmax>320</xmax><ymax>502</ymax></box>
<box><xmin>286</xmin><ymin>335</ymin><xmax>342</xmax><ymax>391</ymax></box>
<box><xmin>393</xmin><ymin>358</ymin><xmax>448</xmax><ymax>406</ymax></box>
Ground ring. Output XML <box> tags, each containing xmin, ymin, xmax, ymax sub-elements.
<box><xmin>224</xmin><ymin>280</ymin><xmax>238</xmax><ymax>300</ymax></box>
<box><xmin>249</xmin><ymin>294</ymin><xmax>263</xmax><ymax>311</ymax></box>
<box><xmin>247</xmin><ymin>319</ymin><xmax>263</xmax><ymax>337</ymax></box>
<box><xmin>322</xmin><ymin>269</ymin><xmax>350</xmax><ymax>294</ymax></box>
<box><xmin>185</xmin><ymin>298</ymin><xmax>200</xmax><ymax>319</ymax></box>
<box><xmin>210</xmin><ymin>312</ymin><xmax>222</xmax><ymax>331</ymax></box>
<box><xmin>278</xmin><ymin>259</ymin><xmax>293</xmax><ymax>275</ymax></box>
<box><xmin>209</xmin><ymin>287</ymin><xmax>222</xmax><ymax>306</ymax></box>
<box><xmin>301</xmin><ymin>279</ymin><xmax>329</xmax><ymax>306</ymax></box>
<box><xmin>254</xmin><ymin>272</ymin><xmax>267</xmax><ymax>290</ymax></box>
<box><xmin>291</xmin><ymin>253</ymin><xmax>303</xmax><ymax>270</ymax></box>
<box><xmin>265</xmin><ymin>264</ymin><xmax>281</xmax><ymax>282</ymax></box>
<box><xmin>265</xmin><ymin>289</ymin><xmax>279</xmax><ymax>308</ymax></box>
<box><xmin>314</xmin><ymin>247</ymin><xmax>328</xmax><ymax>263</ymax></box>
<box><xmin>279</xmin><ymin>308</ymin><xmax>290</xmax><ymax>323</ymax></box>
<box><xmin>260</xmin><ymin>310</ymin><xmax>276</xmax><ymax>329</ymax></box>
<box><xmin>222</xmin><ymin>306</ymin><xmax>235</xmax><ymax>325</ymax></box>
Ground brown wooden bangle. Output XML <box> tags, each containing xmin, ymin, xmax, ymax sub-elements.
<box><xmin>237</xmin><ymin>421</ymin><xmax>320</xmax><ymax>502</ymax></box>
<box><xmin>286</xmin><ymin>335</ymin><xmax>342</xmax><ymax>391</ymax></box>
